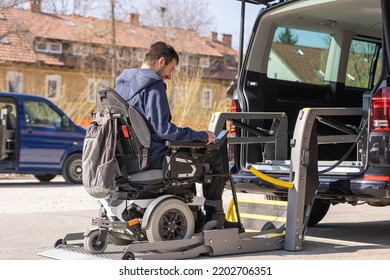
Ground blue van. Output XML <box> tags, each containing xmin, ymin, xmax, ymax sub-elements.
<box><xmin>0</xmin><ymin>92</ymin><xmax>86</xmax><ymax>183</ymax></box>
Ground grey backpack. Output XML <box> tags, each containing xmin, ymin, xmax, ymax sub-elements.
<box><xmin>82</xmin><ymin>108</ymin><xmax>120</xmax><ymax>198</ymax></box>
<box><xmin>82</xmin><ymin>87</ymin><xmax>151</xmax><ymax>198</ymax></box>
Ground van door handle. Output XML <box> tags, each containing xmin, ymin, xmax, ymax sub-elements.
<box><xmin>26</xmin><ymin>128</ymin><xmax>32</xmax><ymax>133</ymax></box>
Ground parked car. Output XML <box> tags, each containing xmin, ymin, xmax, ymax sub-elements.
<box><xmin>0</xmin><ymin>92</ymin><xmax>85</xmax><ymax>183</ymax></box>
<box><xmin>228</xmin><ymin>0</ymin><xmax>390</xmax><ymax>225</ymax></box>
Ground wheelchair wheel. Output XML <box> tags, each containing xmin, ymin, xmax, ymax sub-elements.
<box><xmin>146</xmin><ymin>198</ymin><xmax>195</xmax><ymax>243</ymax></box>
<box><xmin>84</xmin><ymin>230</ymin><xmax>107</xmax><ymax>254</ymax></box>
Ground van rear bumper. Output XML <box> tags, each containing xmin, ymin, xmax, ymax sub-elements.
<box><xmin>232</xmin><ymin>172</ymin><xmax>390</xmax><ymax>202</ymax></box>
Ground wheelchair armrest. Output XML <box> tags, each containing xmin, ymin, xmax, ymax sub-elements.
<box><xmin>165</xmin><ymin>130</ymin><xmax>228</xmax><ymax>150</ymax></box>
<box><xmin>206</xmin><ymin>130</ymin><xmax>228</xmax><ymax>150</ymax></box>
<box><xmin>166</xmin><ymin>141</ymin><xmax>207</xmax><ymax>148</ymax></box>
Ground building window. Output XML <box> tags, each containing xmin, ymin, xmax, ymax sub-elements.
<box><xmin>45</xmin><ymin>75</ymin><xmax>61</xmax><ymax>100</ymax></box>
<box><xmin>87</xmin><ymin>79</ymin><xmax>109</xmax><ymax>102</ymax></box>
<box><xmin>0</xmin><ymin>37</ymin><xmax>10</xmax><ymax>45</ymax></box>
<box><xmin>64</xmin><ymin>19</ymin><xmax>76</xmax><ymax>27</ymax></box>
<box><xmin>73</xmin><ymin>44</ymin><xmax>92</xmax><ymax>56</ymax></box>
<box><xmin>202</xmin><ymin>88</ymin><xmax>212</xmax><ymax>109</ymax></box>
<box><xmin>179</xmin><ymin>54</ymin><xmax>189</xmax><ymax>67</ymax></box>
<box><xmin>7</xmin><ymin>71</ymin><xmax>23</xmax><ymax>93</ymax></box>
<box><xmin>116</xmin><ymin>48</ymin><xmax>126</xmax><ymax>60</ymax></box>
<box><xmin>172</xmin><ymin>87</ymin><xmax>183</xmax><ymax>107</ymax></box>
<box><xmin>35</xmin><ymin>41</ymin><xmax>62</xmax><ymax>54</ymax></box>
<box><xmin>199</xmin><ymin>57</ymin><xmax>210</xmax><ymax>68</ymax></box>
<box><xmin>136</xmin><ymin>51</ymin><xmax>145</xmax><ymax>62</ymax></box>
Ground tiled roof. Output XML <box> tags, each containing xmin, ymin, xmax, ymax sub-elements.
<box><xmin>2</xmin><ymin>7</ymin><xmax>225</xmax><ymax>65</ymax></box>
<box><xmin>272</xmin><ymin>43</ymin><xmax>328</xmax><ymax>83</ymax></box>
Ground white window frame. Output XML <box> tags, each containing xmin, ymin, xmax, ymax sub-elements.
<box><xmin>87</xmin><ymin>78</ymin><xmax>110</xmax><ymax>103</ymax></box>
<box><xmin>180</xmin><ymin>55</ymin><xmax>189</xmax><ymax>67</ymax></box>
<box><xmin>199</xmin><ymin>57</ymin><xmax>210</xmax><ymax>68</ymax></box>
<box><xmin>172</xmin><ymin>86</ymin><xmax>183</xmax><ymax>107</ymax></box>
<box><xmin>73</xmin><ymin>44</ymin><xmax>92</xmax><ymax>56</ymax></box>
<box><xmin>202</xmin><ymin>88</ymin><xmax>212</xmax><ymax>109</ymax></box>
<box><xmin>45</xmin><ymin>74</ymin><xmax>61</xmax><ymax>100</ymax></box>
<box><xmin>116</xmin><ymin>47</ymin><xmax>126</xmax><ymax>60</ymax></box>
<box><xmin>0</xmin><ymin>36</ymin><xmax>10</xmax><ymax>44</ymax></box>
<box><xmin>35</xmin><ymin>41</ymin><xmax>62</xmax><ymax>54</ymax></box>
<box><xmin>136</xmin><ymin>50</ymin><xmax>145</xmax><ymax>62</ymax></box>
<box><xmin>7</xmin><ymin>71</ymin><xmax>23</xmax><ymax>93</ymax></box>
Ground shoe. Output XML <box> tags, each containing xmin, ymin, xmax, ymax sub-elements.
<box><xmin>224</xmin><ymin>220</ymin><xmax>241</xmax><ymax>229</ymax></box>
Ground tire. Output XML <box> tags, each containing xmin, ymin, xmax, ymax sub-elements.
<box><xmin>84</xmin><ymin>230</ymin><xmax>107</xmax><ymax>254</ymax></box>
<box><xmin>122</xmin><ymin>252</ymin><xmax>135</xmax><ymax>260</ymax></box>
<box><xmin>34</xmin><ymin>174</ymin><xmax>56</xmax><ymax>182</ymax></box>
<box><xmin>54</xmin><ymin>239</ymin><xmax>66</xmax><ymax>247</ymax></box>
<box><xmin>145</xmin><ymin>198</ymin><xmax>195</xmax><ymax>243</ymax></box>
<box><xmin>265</xmin><ymin>195</ymin><xmax>330</xmax><ymax>227</ymax></box>
<box><xmin>307</xmin><ymin>199</ymin><xmax>331</xmax><ymax>227</ymax></box>
<box><xmin>62</xmin><ymin>154</ymin><xmax>82</xmax><ymax>184</ymax></box>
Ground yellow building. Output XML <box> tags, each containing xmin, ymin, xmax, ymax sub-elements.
<box><xmin>0</xmin><ymin>2</ymin><xmax>238</xmax><ymax>129</ymax></box>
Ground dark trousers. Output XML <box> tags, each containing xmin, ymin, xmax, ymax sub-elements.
<box><xmin>149</xmin><ymin>138</ymin><xmax>229</xmax><ymax>217</ymax></box>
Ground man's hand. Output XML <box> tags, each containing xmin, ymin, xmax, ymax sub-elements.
<box><xmin>205</xmin><ymin>130</ymin><xmax>216</xmax><ymax>144</ymax></box>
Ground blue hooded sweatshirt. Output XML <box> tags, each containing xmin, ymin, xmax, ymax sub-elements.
<box><xmin>115</xmin><ymin>68</ymin><xmax>208</xmax><ymax>164</ymax></box>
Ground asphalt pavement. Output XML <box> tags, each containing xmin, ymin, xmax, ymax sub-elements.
<box><xmin>1</xmin><ymin>175</ymin><xmax>390</xmax><ymax>260</ymax></box>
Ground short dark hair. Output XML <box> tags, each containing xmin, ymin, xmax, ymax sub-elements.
<box><xmin>144</xmin><ymin>41</ymin><xmax>179</xmax><ymax>65</ymax></box>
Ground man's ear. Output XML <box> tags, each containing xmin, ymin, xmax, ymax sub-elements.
<box><xmin>158</xmin><ymin>57</ymin><xmax>165</xmax><ymax>67</ymax></box>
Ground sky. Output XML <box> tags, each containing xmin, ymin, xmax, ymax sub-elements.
<box><xmin>207</xmin><ymin>0</ymin><xmax>263</xmax><ymax>50</ymax></box>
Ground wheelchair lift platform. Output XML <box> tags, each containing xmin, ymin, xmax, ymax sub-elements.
<box><xmin>40</xmin><ymin>106</ymin><xmax>363</xmax><ymax>260</ymax></box>
<box><xmin>39</xmin><ymin>227</ymin><xmax>285</xmax><ymax>260</ymax></box>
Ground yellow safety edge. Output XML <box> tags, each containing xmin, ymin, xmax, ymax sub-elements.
<box><xmin>248</xmin><ymin>166</ymin><xmax>293</xmax><ymax>189</ymax></box>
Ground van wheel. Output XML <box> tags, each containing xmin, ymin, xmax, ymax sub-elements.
<box><xmin>34</xmin><ymin>174</ymin><xmax>56</xmax><ymax>182</ymax></box>
<box><xmin>308</xmin><ymin>199</ymin><xmax>330</xmax><ymax>227</ymax></box>
<box><xmin>265</xmin><ymin>195</ymin><xmax>330</xmax><ymax>226</ymax></box>
<box><xmin>62</xmin><ymin>154</ymin><xmax>82</xmax><ymax>184</ymax></box>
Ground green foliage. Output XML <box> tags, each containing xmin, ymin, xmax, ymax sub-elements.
<box><xmin>277</xmin><ymin>28</ymin><xmax>298</xmax><ymax>45</ymax></box>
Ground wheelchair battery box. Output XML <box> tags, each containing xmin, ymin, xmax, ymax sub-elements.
<box><xmin>167</xmin><ymin>151</ymin><xmax>204</xmax><ymax>180</ymax></box>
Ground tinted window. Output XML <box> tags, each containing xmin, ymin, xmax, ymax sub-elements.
<box><xmin>23</xmin><ymin>100</ymin><xmax>62</xmax><ymax>128</ymax></box>
<box><xmin>345</xmin><ymin>39</ymin><xmax>382</xmax><ymax>89</ymax></box>
<box><xmin>267</xmin><ymin>27</ymin><xmax>331</xmax><ymax>85</ymax></box>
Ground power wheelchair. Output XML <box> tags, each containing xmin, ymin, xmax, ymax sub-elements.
<box><xmin>82</xmin><ymin>87</ymin><xmax>236</xmax><ymax>254</ymax></box>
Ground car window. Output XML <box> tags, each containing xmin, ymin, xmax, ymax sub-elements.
<box><xmin>0</xmin><ymin>97</ymin><xmax>17</xmax><ymax>129</ymax></box>
<box><xmin>23</xmin><ymin>100</ymin><xmax>62</xmax><ymax>128</ymax></box>
<box><xmin>267</xmin><ymin>27</ymin><xmax>331</xmax><ymax>85</ymax></box>
<box><xmin>345</xmin><ymin>39</ymin><xmax>382</xmax><ymax>89</ymax></box>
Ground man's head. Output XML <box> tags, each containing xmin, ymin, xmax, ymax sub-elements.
<box><xmin>143</xmin><ymin>41</ymin><xmax>179</xmax><ymax>80</ymax></box>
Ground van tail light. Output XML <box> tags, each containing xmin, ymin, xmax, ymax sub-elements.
<box><xmin>229</xmin><ymin>99</ymin><xmax>237</xmax><ymax>137</ymax></box>
<box><xmin>371</xmin><ymin>87</ymin><xmax>390</xmax><ymax>132</ymax></box>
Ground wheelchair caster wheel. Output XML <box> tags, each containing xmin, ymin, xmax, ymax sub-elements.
<box><xmin>122</xmin><ymin>252</ymin><xmax>135</xmax><ymax>260</ymax></box>
<box><xmin>84</xmin><ymin>230</ymin><xmax>107</xmax><ymax>254</ymax></box>
<box><xmin>54</xmin><ymin>239</ymin><xmax>66</xmax><ymax>248</ymax></box>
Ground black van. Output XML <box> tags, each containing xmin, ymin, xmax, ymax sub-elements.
<box><xmin>224</xmin><ymin>0</ymin><xmax>390</xmax><ymax>226</ymax></box>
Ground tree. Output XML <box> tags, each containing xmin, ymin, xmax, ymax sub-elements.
<box><xmin>277</xmin><ymin>28</ymin><xmax>298</xmax><ymax>45</ymax></box>
<box><xmin>139</xmin><ymin>0</ymin><xmax>215</xmax><ymax>35</ymax></box>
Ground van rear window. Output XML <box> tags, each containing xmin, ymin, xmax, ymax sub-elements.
<box><xmin>267</xmin><ymin>27</ymin><xmax>331</xmax><ymax>85</ymax></box>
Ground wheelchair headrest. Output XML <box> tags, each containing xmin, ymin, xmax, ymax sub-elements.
<box><xmin>97</xmin><ymin>87</ymin><xmax>129</xmax><ymax>118</ymax></box>
<box><xmin>96</xmin><ymin>87</ymin><xmax>151</xmax><ymax>148</ymax></box>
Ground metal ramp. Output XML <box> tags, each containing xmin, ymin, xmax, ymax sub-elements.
<box><xmin>39</xmin><ymin>228</ymin><xmax>285</xmax><ymax>260</ymax></box>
